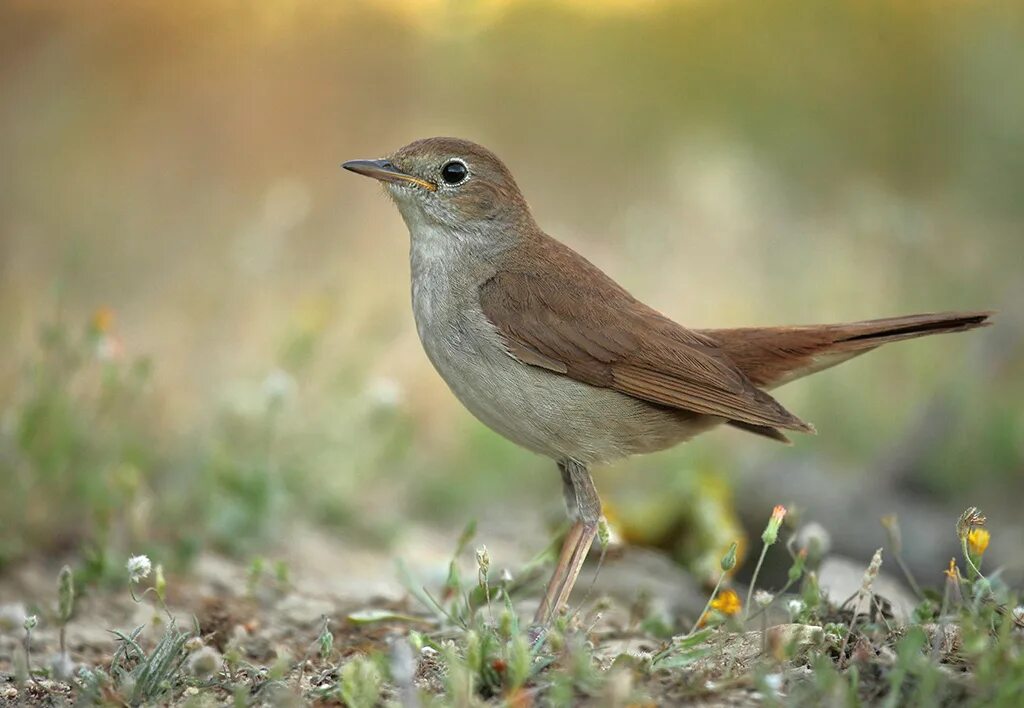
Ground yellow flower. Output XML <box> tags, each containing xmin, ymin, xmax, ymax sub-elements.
<box><xmin>967</xmin><ymin>528</ymin><xmax>990</xmax><ymax>556</ymax></box>
<box><xmin>709</xmin><ymin>588</ymin><xmax>742</xmax><ymax>617</ymax></box>
<box><xmin>91</xmin><ymin>306</ymin><xmax>115</xmax><ymax>334</ymax></box>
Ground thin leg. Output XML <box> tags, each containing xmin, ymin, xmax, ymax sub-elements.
<box><xmin>547</xmin><ymin>521</ymin><xmax>599</xmax><ymax>621</ymax></box>
<box><xmin>558</xmin><ymin>461</ymin><xmax>579</xmax><ymax>521</ymax></box>
<box><xmin>533</xmin><ymin>520</ymin><xmax>586</xmax><ymax>624</ymax></box>
<box><xmin>533</xmin><ymin>460</ymin><xmax>602</xmax><ymax>626</ymax></box>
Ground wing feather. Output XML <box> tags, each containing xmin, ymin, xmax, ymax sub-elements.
<box><xmin>479</xmin><ymin>240</ymin><xmax>813</xmax><ymax>433</ymax></box>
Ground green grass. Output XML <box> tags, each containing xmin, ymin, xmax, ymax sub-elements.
<box><xmin>3</xmin><ymin>504</ymin><xmax>1021</xmax><ymax>706</ymax></box>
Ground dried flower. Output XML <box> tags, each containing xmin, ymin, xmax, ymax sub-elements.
<box><xmin>967</xmin><ymin>528</ymin><xmax>990</xmax><ymax>557</ymax></box>
<box><xmin>754</xmin><ymin>590</ymin><xmax>774</xmax><ymax>608</ymax></box>
<box><xmin>944</xmin><ymin>558</ymin><xmax>959</xmax><ymax>581</ymax></box>
<box><xmin>762</xmin><ymin>505</ymin><xmax>787</xmax><ymax>545</ymax></box>
<box><xmin>860</xmin><ymin>548</ymin><xmax>883</xmax><ymax>593</ymax></box>
<box><xmin>475</xmin><ymin>545</ymin><xmax>490</xmax><ymax>588</ymax></box>
<box><xmin>956</xmin><ymin>507</ymin><xmax>986</xmax><ymax>541</ymax></box>
<box><xmin>710</xmin><ymin>589</ymin><xmax>742</xmax><ymax>617</ymax></box>
<box><xmin>126</xmin><ymin>555</ymin><xmax>152</xmax><ymax>584</ymax></box>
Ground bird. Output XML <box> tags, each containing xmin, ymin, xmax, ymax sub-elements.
<box><xmin>342</xmin><ymin>136</ymin><xmax>991</xmax><ymax>627</ymax></box>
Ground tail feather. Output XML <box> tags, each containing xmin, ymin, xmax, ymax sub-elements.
<box><xmin>834</xmin><ymin>311</ymin><xmax>991</xmax><ymax>344</ymax></box>
<box><xmin>702</xmin><ymin>310</ymin><xmax>992</xmax><ymax>390</ymax></box>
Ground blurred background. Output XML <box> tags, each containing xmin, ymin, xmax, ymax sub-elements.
<box><xmin>1</xmin><ymin>0</ymin><xmax>1022</xmax><ymax>591</ymax></box>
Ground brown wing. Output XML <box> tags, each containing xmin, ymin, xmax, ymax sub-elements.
<box><xmin>478</xmin><ymin>239</ymin><xmax>813</xmax><ymax>434</ymax></box>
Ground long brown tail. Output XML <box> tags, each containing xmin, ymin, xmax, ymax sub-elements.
<box><xmin>701</xmin><ymin>310</ymin><xmax>993</xmax><ymax>391</ymax></box>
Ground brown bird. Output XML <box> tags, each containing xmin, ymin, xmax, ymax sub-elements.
<box><xmin>343</xmin><ymin>137</ymin><xmax>990</xmax><ymax>627</ymax></box>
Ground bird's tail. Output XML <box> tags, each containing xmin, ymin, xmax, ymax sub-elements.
<box><xmin>701</xmin><ymin>311</ymin><xmax>993</xmax><ymax>391</ymax></box>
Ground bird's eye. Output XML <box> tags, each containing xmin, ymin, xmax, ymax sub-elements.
<box><xmin>440</xmin><ymin>160</ymin><xmax>469</xmax><ymax>186</ymax></box>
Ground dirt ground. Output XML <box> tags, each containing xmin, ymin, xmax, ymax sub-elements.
<box><xmin>0</xmin><ymin>520</ymin><xmax>792</xmax><ymax>705</ymax></box>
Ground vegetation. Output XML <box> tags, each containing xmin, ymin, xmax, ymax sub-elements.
<box><xmin>2</xmin><ymin>492</ymin><xmax>1021</xmax><ymax>705</ymax></box>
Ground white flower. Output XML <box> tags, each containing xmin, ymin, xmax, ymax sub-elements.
<box><xmin>95</xmin><ymin>334</ymin><xmax>125</xmax><ymax>362</ymax></box>
<box><xmin>795</xmin><ymin>522</ymin><xmax>832</xmax><ymax>559</ymax></box>
<box><xmin>50</xmin><ymin>652</ymin><xmax>76</xmax><ymax>681</ymax></box>
<box><xmin>754</xmin><ymin>590</ymin><xmax>774</xmax><ymax>608</ymax></box>
<box><xmin>127</xmin><ymin>555</ymin><xmax>152</xmax><ymax>583</ymax></box>
<box><xmin>763</xmin><ymin>672</ymin><xmax>784</xmax><ymax>696</ymax></box>
<box><xmin>262</xmin><ymin>368</ymin><xmax>296</xmax><ymax>406</ymax></box>
<box><xmin>365</xmin><ymin>377</ymin><xmax>403</xmax><ymax>408</ymax></box>
<box><xmin>187</xmin><ymin>646</ymin><xmax>223</xmax><ymax>678</ymax></box>
<box><xmin>0</xmin><ymin>603</ymin><xmax>28</xmax><ymax>633</ymax></box>
<box><xmin>786</xmin><ymin>599</ymin><xmax>806</xmax><ymax>618</ymax></box>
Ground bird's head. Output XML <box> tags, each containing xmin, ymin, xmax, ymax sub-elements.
<box><xmin>343</xmin><ymin>137</ymin><xmax>534</xmax><ymax>238</ymax></box>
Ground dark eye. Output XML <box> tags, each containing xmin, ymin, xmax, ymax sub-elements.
<box><xmin>440</xmin><ymin>160</ymin><xmax>468</xmax><ymax>185</ymax></box>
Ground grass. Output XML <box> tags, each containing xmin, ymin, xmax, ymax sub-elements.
<box><xmin>1</xmin><ymin>501</ymin><xmax>1022</xmax><ymax>706</ymax></box>
<box><xmin>0</xmin><ymin>311</ymin><xmax>412</xmax><ymax>576</ymax></box>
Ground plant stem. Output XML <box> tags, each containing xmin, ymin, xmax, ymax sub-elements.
<box><xmin>960</xmin><ymin>538</ymin><xmax>985</xmax><ymax>581</ymax></box>
<box><xmin>689</xmin><ymin>572</ymin><xmax>726</xmax><ymax>635</ymax></box>
<box><xmin>893</xmin><ymin>552</ymin><xmax>924</xmax><ymax>600</ymax></box>
<box><xmin>744</xmin><ymin>543</ymin><xmax>770</xmax><ymax>621</ymax></box>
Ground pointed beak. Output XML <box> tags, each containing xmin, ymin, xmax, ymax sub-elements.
<box><xmin>341</xmin><ymin>159</ymin><xmax>437</xmax><ymax>192</ymax></box>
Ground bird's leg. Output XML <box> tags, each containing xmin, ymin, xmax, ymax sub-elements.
<box><xmin>533</xmin><ymin>459</ymin><xmax>601</xmax><ymax>626</ymax></box>
<box><xmin>533</xmin><ymin>462</ymin><xmax>581</xmax><ymax>625</ymax></box>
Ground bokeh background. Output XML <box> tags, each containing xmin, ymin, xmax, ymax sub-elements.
<box><xmin>2</xmin><ymin>0</ymin><xmax>1022</xmax><ymax>588</ymax></box>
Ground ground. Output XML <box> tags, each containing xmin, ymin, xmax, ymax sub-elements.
<box><xmin>1</xmin><ymin>513</ymin><xmax>1021</xmax><ymax>706</ymax></box>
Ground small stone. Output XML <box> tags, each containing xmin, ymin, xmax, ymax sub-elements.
<box><xmin>819</xmin><ymin>556</ymin><xmax>916</xmax><ymax>622</ymax></box>
<box><xmin>276</xmin><ymin>594</ymin><xmax>335</xmax><ymax>627</ymax></box>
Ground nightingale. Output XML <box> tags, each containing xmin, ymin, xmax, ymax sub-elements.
<box><xmin>343</xmin><ymin>136</ymin><xmax>990</xmax><ymax>627</ymax></box>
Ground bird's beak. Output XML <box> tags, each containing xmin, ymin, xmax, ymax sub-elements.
<box><xmin>341</xmin><ymin>159</ymin><xmax>437</xmax><ymax>192</ymax></box>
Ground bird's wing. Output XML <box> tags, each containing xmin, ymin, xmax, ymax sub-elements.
<box><xmin>478</xmin><ymin>242</ymin><xmax>813</xmax><ymax>433</ymax></box>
